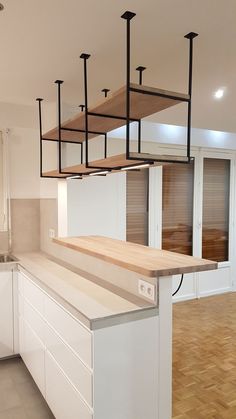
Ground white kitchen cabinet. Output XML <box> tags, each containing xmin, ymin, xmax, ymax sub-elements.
<box><xmin>45</xmin><ymin>295</ymin><xmax>92</xmax><ymax>368</ymax></box>
<box><xmin>21</xmin><ymin>317</ymin><xmax>45</xmax><ymax>396</ymax></box>
<box><xmin>0</xmin><ymin>269</ymin><xmax>14</xmax><ymax>358</ymax></box>
<box><xmin>45</xmin><ymin>322</ymin><xmax>93</xmax><ymax>406</ymax></box>
<box><xmin>45</xmin><ymin>351</ymin><xmax>92</xmax><ymax>419</ymax></box>
<box><xmin>17</xmin><ymin>269</ymin><xmax>160</xmax><ymax>419</ymax></box>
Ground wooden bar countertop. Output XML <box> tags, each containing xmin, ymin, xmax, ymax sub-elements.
<box><xmin>53</xmin><ymin>236</ymin><xmax>217</xmax><ymax>278</ymax></box>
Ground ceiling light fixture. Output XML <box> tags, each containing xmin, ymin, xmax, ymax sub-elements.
<box><xmin>121</xmin><ymin>163</ymin><xmax>151</xmax><ymax>171</ymax></box>
<box><xmin>0</xmin><ymin>4</ymin><xmax>4</xmax><ymax>11</ymax></box>
<box><xmin>89</xmin><ymin>170</ymin><xmax>109</xmax><ymax>176</ymax></box>
<box><xmin>214</xmin><ymin>89</ymin><xmax>224</xmax><ymax>99</ymax></box>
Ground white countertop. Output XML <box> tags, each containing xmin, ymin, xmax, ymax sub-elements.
<box><xmin>16</xmin><ymin>252</ymin><xmax>157</xmax><ymax>330</ymax></box>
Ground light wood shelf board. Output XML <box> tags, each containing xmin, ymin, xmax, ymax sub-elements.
<box><xmin>42</xmin><ymin>170</ymin><xmax>68</xmax><ymax>178</ymax></box>
<box><xmin>42</xmin><ymin>83</ymin><xmax>189</xmax><ymax>142</ymax></box>
<box><xmin>131</xmin><ymin>152</ymin><xmax>189</xmax><ymax>163</ymax></box>
<box><xmin>53</xmin><ymin>236</ymin><xmax>218</xmax><ymax>278</ymax></box>
<box><xmin>42</xmin><ymin>152</ymin><xmax>172</xmax><ymax>177</ymax></box>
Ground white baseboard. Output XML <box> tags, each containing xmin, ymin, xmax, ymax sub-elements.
<box><xmin>198</xmin><ymin>287</ymin><xmax>232</xmax><ymax>298</ymax></box>
<box><xmin>173</xmin><ymin>287</ymin><xmax>232</xmax><ymax>303</ymax></box>
<box><xmin>172</xmin><ymin>293</ymin><xmax>196</xmax><ymax>303</ymax></box>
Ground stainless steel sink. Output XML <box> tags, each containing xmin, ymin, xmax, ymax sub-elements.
<box><xmin>0</xmin><ymin>254</ymin><xmax>18</xmax><ymax>263</ymax></box>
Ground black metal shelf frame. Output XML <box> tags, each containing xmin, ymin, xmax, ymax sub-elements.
<box><xmin>77</xmin><ymin>11</ymin><xmax>198</xmax><ymax>172</ymax></box>
<box><xmin>122</xmin><ymin>12</ymin><xmax>198</xmax><ymax>165</ymax></box>
<box><xmin>37</xmin><ymin>10</ymin><xmax>198</xmax><ymax>178</ymax></box>
<box><xmin>36</xmin><ymin>85</ymin><xmax>109</xmax><ymax>178</ymax></box>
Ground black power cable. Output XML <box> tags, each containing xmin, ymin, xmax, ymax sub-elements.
<box><xmin>172</xmin><ymin>274</ymin><xmax>184</xmax><ymax>297</ymax></box>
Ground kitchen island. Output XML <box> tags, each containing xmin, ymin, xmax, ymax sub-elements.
<box><xmin>9</xmin><ymin>236</ymin><xmax>217</xmax><ymax>419</ymax></box>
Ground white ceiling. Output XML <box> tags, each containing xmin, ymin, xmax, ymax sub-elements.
<box><xmin>0</xmin><ymin>0</ymin><xmax>236</xmax><ymax>132</ymax></box>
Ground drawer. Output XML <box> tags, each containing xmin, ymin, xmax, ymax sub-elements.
<box><xmin>45</xmin><ymin>351</ymin><xmax>92</xmax><ymax>419</ymax></box>
<box><xmin>45</xmin><ymin>297</ymin><xmax>92</xmax><ymax>368</ymax></box>
<box><xmin>24</xmin><ymin>298</ymin><xmax>45</xmax><ymax>344</ymax></box>
<box><xmin>22</xmin><ymin>319</ymin><xmax>45</xmax><ymax>397</ymax></box>
<box><xmin>23</xmin><ymin>275</ymin><xmax>45</xmax><ymax>318</ymax></box>
<box><xmin>45</xmin><ymin>322</ymin><xmax>93</xmax><ymax>407</ymax></box>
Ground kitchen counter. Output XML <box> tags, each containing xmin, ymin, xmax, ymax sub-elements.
<box><xmin>12</xmin><ymin>238</ymin><xmax>218</xmax><ymax>419</ymax></box>
<box><xmin>53</xmin><ymin>235</ymin><xmax>218</xmax><ymax>277</ymax></box>
<box><xmin>17</xmin><ymin>252</ymin><xmax>157</xmax><ymax>330</ymax></box>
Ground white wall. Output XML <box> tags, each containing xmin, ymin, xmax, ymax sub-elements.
<box><xmin>0</xmin><ymin>100</ymin><xmax>58</xmax><ymax>200</ymax></box>
<box><xmin>67</xmin><ymin>172</ymin><xmax>126</xmax><ymax>240</ymax></box>
<box><xmin>110</xmin><ymin>121</ymin><xmax>236</xmax><ymax>151</ymax></box>
<box><xmin>8</xmin><ymin>127</ymin><xmax>40</xmax><ymax>199</ymax></box>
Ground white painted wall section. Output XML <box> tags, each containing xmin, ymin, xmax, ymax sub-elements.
<box><xmin>67</xmin><ymin>172</ymin><xmax>126</xmax><ymax>240</ymax></box>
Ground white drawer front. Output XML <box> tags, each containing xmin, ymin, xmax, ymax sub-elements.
<box><xmin>45</xmin><ymin>322</ymin><xmax>93</xmax><ymax>407</ymax></box>
<box><xmin>24</xmin><ymin>298</ymin><xmax>45</xmax><ymax>344</ymax></box>
<box><xmin>22</xmin><ymin>319</ymin><xmax>45</xmax><ymax>396</ymax></box>
<box><xmin>23</xmin><ymin>275</ymin><xmax>45</xmax><ymax>317</ymax></box>
<box><xmin>45</xmin><ymin>297</ymin><xmax>92</xmax><ymax>368</ymax></box>
<box><xmin>45</xmin><ymin>351</ymin><xmax>92</xmax><ymax>419</ymax></box>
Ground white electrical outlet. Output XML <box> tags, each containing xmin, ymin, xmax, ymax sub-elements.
<box><xmin>138</xmin><ymin>279</ymin><xmax>156</xmax><ymax>302</ymax></box>
<box><xmin>49</xmin><ymin>229</ymin><xmax>55</xmax><ymax>239</ymax></box>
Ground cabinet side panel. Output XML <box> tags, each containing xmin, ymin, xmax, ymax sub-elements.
<box><xmin>93</xmin><ymin>315</ymin><xmax>159</xmax><ymax>419</ymax></box>
<box><xmin>0</xmin><ymin>270</ymin><xmax>13</xmax><ymax>358</ymax></box>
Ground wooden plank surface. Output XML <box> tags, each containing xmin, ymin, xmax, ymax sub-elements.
<box><xmin>42</xmin><ymin>170</ymin><xmax>67</xmax><ymax>178</ymax></box>
<box><xmin>42</xmin><ymin>152</ymin><xmax>173</xmax><ymax>177</ymax></box>
<box><xmin>53</xmin><ymin>236</ymin><xmax>217</xmax><ymax>278</ymax></box>
<box><xmin>64</xmin><ymin>154</ymin><xmax>147</xmax><ymax>172</ymax></box>
<box><xmin>42</xmin><ymin>83</ymin><xmax>189</xmax><ymax>142</ymax></box>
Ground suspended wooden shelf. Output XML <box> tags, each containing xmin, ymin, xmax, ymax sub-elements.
<box><xmin>37</xmin><ymin>11</ymin><xmax>198</xmax><ymax>179</ymax></box>
<box><xmin>43</xmin><ymin>152</ymin><xmax>190</xmax><ymax>178</ymax></box>
<box><xmin>42</xmin><ymin>84</ymin><xmax>189</xmax><ymax>143</ymax></box>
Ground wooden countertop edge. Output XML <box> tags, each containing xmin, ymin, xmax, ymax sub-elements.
<box><xmin>53</xmin><ymin>238</ymin><xmax>218</xmax><ymax>278</ymax></box>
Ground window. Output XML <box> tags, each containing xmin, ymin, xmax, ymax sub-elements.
<box><xmin>202</xmin><ymin>158</ymin><xmax>230</xmax><ymax>262</ymax></box>
<box><xmin>162</xmin><ymin>162</ymin><xmax>194</xmax><ymax>255</ymax></box>
<box><xmin>126</xmin><ymin>170</ymin><xmax>149</xmax><ymax>245</ymax></box>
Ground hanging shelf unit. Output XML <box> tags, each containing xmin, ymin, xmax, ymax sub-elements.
<box><xmin>37</xmin><ymin>11</ymin><xmax>198</xmax><ymax>179</ymax></box>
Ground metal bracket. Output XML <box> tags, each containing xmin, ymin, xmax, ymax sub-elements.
<box><xmin>136</xmin><ymin>66</ymin><xmax>146</xmax><ymax>85</ymax></box>
<box><xmin>101</xmin><ymin>88</ymin><xmax>110</xmax><ymax>98</ymax></box>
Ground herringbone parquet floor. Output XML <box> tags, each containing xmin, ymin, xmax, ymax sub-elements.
<box><xmin>173</xmin><ymin>292</ymin><xmax>236</xmax><ymax>419</ymax></box>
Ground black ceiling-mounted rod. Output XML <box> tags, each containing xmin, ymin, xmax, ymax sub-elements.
<box><xmin>81</xmin><ymin>141</ymin><xmax>83</xmax><ymax>164</ymax></box>
<box><xmin>55</xmin><ymin>80</ymin><xmax>64</xmax><ymax>173</ymax></box>
<box><xmin>136</xmin><ymin>66</ymin><xmax>146</xmax><ymax>85</ymax></box>
<box><xmin>80</xmin><ymin>54</ymin><xmax>114</xmax><ymax>172</ymax></box>
<box><xmin>184</xmin><ymin>32</ymin><xmax>198</xmax><ymax>161</ymax></box>
<box><xmin>36</xmin><ymin>98</ymin><xmax>43</xmax><ymax>177</ymax></box>
<box><xmin>104</xmin><ymin>133</ymin><xmax>107</xmax><ymax>158</ymax></box>
<box><xmin>102</xmin><ymin>88</ymin><xmax>110</xmax><ymax>98</ymax></box>
<box><xmin>121</xmin><ymin>11</ymin><xmax>136</xmax><ymax>161</ymax></box>
<box><xmin>80</xmin><ymin>53</ymin><xmax>91</xmax><ymax>168</ymax></box>
<box><xmin>138</xmin><ymin>120</ymin><xmax>141</xmax><ymax>153</ymax></box>
<box><xmin>135</xmin><ymin>66</ymin><xmax>146</xmax><ymax>152</ymax></box>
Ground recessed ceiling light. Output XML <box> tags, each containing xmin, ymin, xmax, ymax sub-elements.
<box><xmin>0</xmin><ymin>4</ymin><xmax>4</xmax><ymax>11</ymax></box>
<box><xmin>214</xmin><ymin>89</ymin><xmax>224</xmax><ymax>99</ymax></box>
